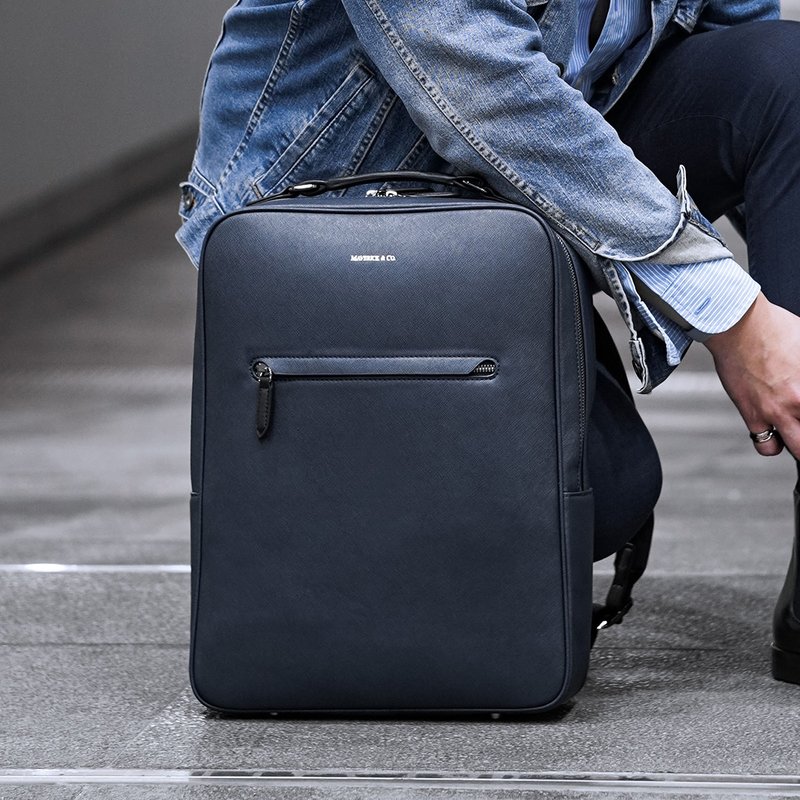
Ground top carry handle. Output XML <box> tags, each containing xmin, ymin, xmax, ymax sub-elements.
<box><xmin>250</xmin><ymin>170</ymin><xmax>510</xmax><ymax>203</ymax></box>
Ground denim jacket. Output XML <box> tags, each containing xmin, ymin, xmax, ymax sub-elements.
<box><xmin>175</xmin><ymin>0</ymin><xmax>780</xmax><ymax>390</ymax></box>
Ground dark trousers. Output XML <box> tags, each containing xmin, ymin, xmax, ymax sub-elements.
<box><xmin>591</xmin><ymin>19</ymin><xmax>800</xmax><ymax>559</ymax></box>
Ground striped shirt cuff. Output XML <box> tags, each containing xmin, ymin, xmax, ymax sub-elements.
<box><xmin>611</xmin><ymin>255</ymin><xmax>761</xmax><ymax>375</ymax></box>
<box><xmin>630</xmin><ymin>256</ymin><xmax>761</xmax><ymax>339</ymax></box>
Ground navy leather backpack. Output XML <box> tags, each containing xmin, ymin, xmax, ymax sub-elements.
<box><xmin>189</xmin><ymin>171</ymin><xmax>659</xmax><ymax>715</ymax></box>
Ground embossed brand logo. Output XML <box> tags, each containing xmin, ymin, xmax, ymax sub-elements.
<box><xmin>350</xmin><ymin>254</ymin><xmax>397</xmax><ymax>262</ymax></box>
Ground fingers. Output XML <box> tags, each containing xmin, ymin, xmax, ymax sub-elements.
<box><xmin>768</xmin><ymin>415</ymin><xmax>800</xmax><ymax>460</ymax></box>
<box><xmin>747</xmin><ymin>414</ymin><xmax>800</xmax><ymax>459</ymax></box>
<box><xmin>748</xmin><ymin>423</ymin><xmax>784</xmax><ymax>457</ymax></box>
<box><xmin>702</xmin><ymin>296</ymin><xmax>800</xmax><ymax>459</ymax></box>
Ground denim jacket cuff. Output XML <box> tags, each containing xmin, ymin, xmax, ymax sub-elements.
<box><xmin>593</xmin><ymin>167</ymin><xmax>760</xmax><ymax>392</ymax></box>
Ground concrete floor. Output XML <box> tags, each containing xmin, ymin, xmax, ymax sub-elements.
<box><xmin>0</xmin><ymin>188</ymin><xmax>799</xmax><ymax>799</ymax></box>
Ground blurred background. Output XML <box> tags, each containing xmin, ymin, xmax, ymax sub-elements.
<box><xmin>1</xmin><ymin>1</ymin><xmax>230</xmax><ymax>271</ymax></box>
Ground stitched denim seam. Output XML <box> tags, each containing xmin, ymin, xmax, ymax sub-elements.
<box><xmin>601</xmin><ymin>261</ymin><xmax>637</xmax><ymax>331</ymax></box>
<box><xmin>349</xmin><ymin>91</ymin><xmax>399</xmax><ymax>176</ymax></box>
<box><xmin>250</xmin><ymin>64</ymin><xmax>376</xmax><ymax>201</ymax></box>
<box><xmin>687</xmin><ymin>215</ymin><xmax>725</xmax><ymax>247</ymax></box>
<box><xmin>188</xmin><ymin>165</ymin><xmax>216</xmax><ymax>196</ymax></box>
<box><xmin>670</xmin><ymin>1</ymin><xmax>702</xmax><ymax>31</ymax></box>
<box><xmin>251</xmin><ymin>61</ymin><xmax>374</xmax><ymax>190</ymax></box>
<box><xmin>217</xmin><ymin>0</ymin><xmax>307</xmax><ymax>189</ymax></box>
<box><xmin>396</xmin><ymin>133</ymin><xmax>430</xmax><ymax>170</ymax></box>
<box><xmin>377</xmin><ymin>132</ymin><xmax>431</xmax><ymax>193</ymax></box>
<box><xmin>600</xmin><ymin>260</ymin><xmax>651</xmax><ymax>390</ymax></box>
<box><xmin>362</xmin><ymin>0</ymin><xmax>602</xmax><ymax>251</ymax></box>
<box><xmin>178</xmin><ymin>177</ymin><xmax>225</xmax><ymax>222</ymax></box>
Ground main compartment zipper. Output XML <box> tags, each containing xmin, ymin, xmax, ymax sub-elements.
<box><xmin>554</xmin><ymin>235</ymin><xmax>587</xmax><ymax>487</ymax></box>
<box><xmin>251</xmin><ymin>356</ymin><xmax>498</xmax><ymax>440</ymax></box>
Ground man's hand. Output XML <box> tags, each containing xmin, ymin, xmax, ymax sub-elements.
<box><xmin>704</xmin><ymin>292</ymin><xmax>800</xmax><ymax>458</ymax></box>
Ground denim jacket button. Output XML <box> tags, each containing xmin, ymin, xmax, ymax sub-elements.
<box><xmin>181</xmin><ymin>191</ymin><xmax>196</xmax><ymax>212</ymax></box>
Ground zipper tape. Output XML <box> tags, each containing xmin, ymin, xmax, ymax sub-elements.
<box><xmin>250</xmin><ymin>355</ymin><xmax>496</xmax><ymax>377</ymax></box>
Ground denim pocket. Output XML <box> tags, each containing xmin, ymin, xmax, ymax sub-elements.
<box><xmin>251</xmin><ymin>61</ymin><xmax>378</xmax><ymax>199</ymax></box>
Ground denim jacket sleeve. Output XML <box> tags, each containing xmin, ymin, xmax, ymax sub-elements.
<box><xmin>339</xmin><ymin>0</ymin><xmax>761</xmax><ymax>391</ymax></box>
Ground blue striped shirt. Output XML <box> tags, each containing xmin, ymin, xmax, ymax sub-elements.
<box><xmin>565</xmin><ymin>0</ymin><xmax>651</xmax><ymax>101</ymax></box>
<box><xmin>563</xmin><ymin>1</ymin><xmax>760</xmax><ymax>380</ymax></box>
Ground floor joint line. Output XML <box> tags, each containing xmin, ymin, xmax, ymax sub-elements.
<box><xmin>1</xmin><ymin>769</ymin><xmax>799</xmax><ymax>795</ymax></box>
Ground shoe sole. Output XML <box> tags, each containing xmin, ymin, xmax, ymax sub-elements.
<box><xmin>771</xmin><ymin>644</ymin><xmax>800</xmax><ymax>685</ymax></box>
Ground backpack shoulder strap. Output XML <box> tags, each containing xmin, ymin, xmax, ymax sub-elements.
<box><xmin>590</xmin><ymin>309</ymin><xmax>654</xmax><ymax>646</ymax></box>
<box><xmin>592</xmin><ymin>514</ymin><xmax>654</xmax><ymax>645</ymax></box>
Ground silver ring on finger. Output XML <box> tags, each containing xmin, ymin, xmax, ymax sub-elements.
<box><xmin>749</xmin><ymin>425</ymin><xmax>777</xmax><ymax>444</ymax></box>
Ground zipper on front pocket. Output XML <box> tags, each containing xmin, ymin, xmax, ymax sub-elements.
<box><xmin>253</xmin><ymin>361</ymin><xmax>274</xmax><ymax>439</ymax></box>
<box><xmin>250</xmin><ymin>356</ymin><xmax>497</xmax><ymax>440</ymax></box>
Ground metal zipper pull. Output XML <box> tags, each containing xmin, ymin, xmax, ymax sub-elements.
<box><xmin>253</xmin><ymin>361</ymin><xmax>273</xmax><ymax>439</ymax></box>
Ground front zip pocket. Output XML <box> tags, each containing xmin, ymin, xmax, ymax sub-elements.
<box><xmin>250</xmin><ymin>356</ymin><xmax>498</xmax><ymax>440</ymax></box>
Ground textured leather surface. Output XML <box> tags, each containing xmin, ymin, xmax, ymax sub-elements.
<box><xmin>191</xmin><ymin>194</ymin><xmax>593</xmax><ymax>713</ymax></box>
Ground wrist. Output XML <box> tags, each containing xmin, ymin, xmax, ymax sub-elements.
<box><xmin>703</xmin><ymin>293</ymin><xmax>766</xmax><ymax>358</ymax></box>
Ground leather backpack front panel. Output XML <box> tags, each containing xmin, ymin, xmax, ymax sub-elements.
<box><xmin>190</xmin><ymin>196</ymin><xmax>592</xmax><ymax>713</ymax></box>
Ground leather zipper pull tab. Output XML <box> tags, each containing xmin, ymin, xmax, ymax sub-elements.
<box><xmin>253</xmin><ymin>362</ymin><xmax>273</xmax><ymax>439</ymax></box>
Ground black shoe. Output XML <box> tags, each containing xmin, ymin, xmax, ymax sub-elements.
<box><xmin>771</xmin><ymin>463</ymin><xmax>800</xmax><ymax>685</ymax></box>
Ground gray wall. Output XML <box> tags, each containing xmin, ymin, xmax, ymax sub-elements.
<box><xmin>784</xmin><ymin>0</ymin><xmax>800</xmax><ymax>18</ymax></box>
<box><xmin>0</xmin><ymin>1</ymin><xmax>231</xmax><ymax>219</ymax></box>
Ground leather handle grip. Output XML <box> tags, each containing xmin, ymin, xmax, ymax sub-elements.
<box><xmin>250</xmin><ymin>170</ymin><xmax>507</xmax><ymax>203</ymax></box>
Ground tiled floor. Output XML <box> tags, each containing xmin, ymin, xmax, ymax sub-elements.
<box><xmin>0</xmin><ymin>189</ymin><xmax>798</xmax><ymax>798</ymax></box>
